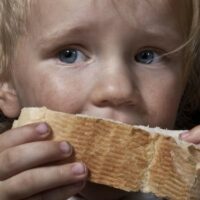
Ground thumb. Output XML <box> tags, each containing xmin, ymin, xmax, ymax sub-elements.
<box><xmin>179</xmin><ymin>125</ymin><xmax>200</xmax><ymax>144</ymax></box>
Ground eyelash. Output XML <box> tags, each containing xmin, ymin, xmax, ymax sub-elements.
<box><xmin>134</xmin><ymin>48</ymin><xmax>166</xmax><ymax>65</ymax></box>
<box><xmin>52</xmin><ymin>45</ymin><xmax>168</xmax><ymax>69</ymax></box>
<box><xmin>56</xmin><ymin>47</ymin><xmax>89</xmax><ymax>65</ymax></box>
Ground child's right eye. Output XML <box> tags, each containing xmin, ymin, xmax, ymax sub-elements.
<box><xmin>58</xmin><ymin>48</ymin><xmax>88</xmax><ymax>64</ymax></box>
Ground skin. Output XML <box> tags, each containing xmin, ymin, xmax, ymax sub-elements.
<box><xmin>0</xmin><ymin>0</ymin><xmax>199</xmax><ymax>199</ymax></box>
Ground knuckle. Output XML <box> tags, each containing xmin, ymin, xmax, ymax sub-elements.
<box><xmin>57</xmin><ymin>166</ymin><xmax>66</xmax><ymax>178</ymax></box>
<box><xmin>56</xmin><ymin>164</ymin><xmax>74</xmax><ymax>181</ymax></box>
<box><xmin>10</xmin><ymin>170</ymin><xmax>36</xmax><ymax>192</ymax></box>
<box><xmin>0</xmin><ymin>150</ymin><xmax>18</xmax><ymax>179</ymax></box>
<box><xmin>2</xmin><ymin>175</ymin><xmax>31</xmax><ymax>200</ymax></box>
<box><xmin>4</xmin><ymin>150</ymin><xmax>18</xmax><ymax>167</ymax></box>
<box><xmin>24</xmin><ymin>170</ymin><xmax>38</xmax><ymax>187</ymax></box>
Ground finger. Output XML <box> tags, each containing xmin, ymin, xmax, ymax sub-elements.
<box><xmin>27</xmin><ymin>181</ymin><xmax>86</xmax><ymax>200</ymax></box>
<box><xmin>0</xmin><ymin>141</ymin><xmax>72</xmax><ymax>180</ymax></box>
<box><xmin>0</xmin><ymin>123</ymin><xmax>51</xmax><ymax>153</ymax></box>
<box><xmin>180</xmin><ymin>125</ymin><xmax>200</xmax><ymax>144</ymax></box>
<box><xmin>1</xmin><ymin>162</ymin><xmax>87</xmax><ymax>200</ymax></box>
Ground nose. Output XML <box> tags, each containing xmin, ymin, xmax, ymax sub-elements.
<box><xmin>90</xmin><ymin>63</ymin><xmax>139</xmax><ymax>107</ymax></box>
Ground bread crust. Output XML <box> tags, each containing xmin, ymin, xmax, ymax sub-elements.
<box><xmin>13</xmin><ymin>107</ymin><xmax>200</xmax><ymax>200</ymax></box>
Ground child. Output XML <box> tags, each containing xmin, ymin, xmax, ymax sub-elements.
<box><xmin>0</xmin><ymin>0</ymin><xmax>200</xmax><ymax>200</ymax></box>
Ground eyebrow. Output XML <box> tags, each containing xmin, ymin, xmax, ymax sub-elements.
<box><xmin>38</xmin><ymin>23</ymin><xmax>182</xmax><ymax>52</ymax></box>
<box><xmin>37</xmin><ymin>24</ymin><xmax>93</xmax><ymax>50</ymax></box>
<box><xmin>142</xmin><ymin>26</ymin><xmax>182</xmax><ymax>43</ymax></box>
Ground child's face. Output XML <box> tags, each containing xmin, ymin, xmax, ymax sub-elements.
<box><xmin>11</xmin><ymin>0</ymin><xmax>184</xmax><ymax>130</ymax></box>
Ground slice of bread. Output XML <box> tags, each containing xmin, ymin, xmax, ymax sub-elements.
<box><xmin>12</xmin><ymin>107</ymin><xmax>200</xmax><ymax>200</ymax></box>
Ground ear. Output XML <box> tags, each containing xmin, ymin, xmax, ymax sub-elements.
<box><xmin>0</xmin><ymin>81</ymin><xmax>21</xmax><ymax>118</ymax></box>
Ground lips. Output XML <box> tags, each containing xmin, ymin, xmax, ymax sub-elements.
<box><xmin>81</xmin><ymin>107</ymin><xmax>146</xmax><ymax>126</ymax></box>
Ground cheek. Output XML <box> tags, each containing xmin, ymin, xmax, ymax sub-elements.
<box><xmin>140</xmin><ymin>70</ymin><xmax>183</xmax><ymax>128</ymax></box>
<box><xmin>12</xmin><ymin>66</ymin><xmax>91</xmax><ymax>114</ymax></box>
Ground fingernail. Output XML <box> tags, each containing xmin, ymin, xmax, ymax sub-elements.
<box><xmin>72</xmin><ymin>163</ymin><xmax>86</xmax><ymax>175</ymax></box>
<box><xmin>59</xmin><ymin>141</ymin><xmax>71</xmax><ymax>154</ymax></box>
<box><xmin>180</xmin><ymin>131</ymin><xmax>190</xmax><ymax>139</ymax></box>
<box><xmin>35</xmin><ymin>123</ymin><xmax>49</xmax><ymax>136</ymax></box>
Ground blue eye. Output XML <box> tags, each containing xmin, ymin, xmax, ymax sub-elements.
<box><xmin>135</xmin><ymin>50</ymin><xmax>160</xmax><ymax>64</ymax></box>
<box><xmin>58</xmin><ymin>49</ymin><xmax>87</xmax><ymax>64</ymax></box>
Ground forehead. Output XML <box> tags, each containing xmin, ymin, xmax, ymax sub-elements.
<box><xmin>27</xmin><ymin>0</ymin><xmax>184</xmax><ymax>33</ymax></box>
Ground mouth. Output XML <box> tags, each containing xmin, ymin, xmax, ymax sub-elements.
<box><xmin>81</xmin><ymin>109</ymin><xmax>146</xmax><ymax>126</ymax></box>
<box><xmin>80</xmin><ymin>106</ymin><xmax>149</xmax><ymax>125</ymax></box>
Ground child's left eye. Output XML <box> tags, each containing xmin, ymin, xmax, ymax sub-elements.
<box><xmin>58</xmin><ymin>48</ymin><xmax>88</xmax><ymax>64</ymax></box>
<box><xmin>135</xmin><ymin>49</ymin><xmax>161</xmax><ymax>64</ymax></box>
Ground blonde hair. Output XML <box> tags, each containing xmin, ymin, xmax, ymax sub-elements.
<box><xmin>176</xmin><ymin>23</ymin><xmax>200</xmax><ymax>129</ymax></box>
<box><xmin>0</xmin><ymin>0</ymin><xmax>27</xmax><ymax>81</ymax></box>
<box><xmin>0</xmin><ymin>0</ymin><xmax>200</xmax><ymax>131</ymax></box>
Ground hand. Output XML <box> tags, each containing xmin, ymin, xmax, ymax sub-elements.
<box><xmin>0</xmin><ymin>123</ymin><xmax>88</xmax><ymax>200</ymax></box>
<box><xmin>180</xmin><ymin>125</ymin><xmax>200</xmax><ymax>144</ymax></box>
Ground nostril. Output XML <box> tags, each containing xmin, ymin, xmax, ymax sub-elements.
<box><xmin>95</xmin><ymin>99</ymin><xmax>112</xmax><ymax>107</ymax></box>
<box><xmin>100</xmin><ymin>100</ymin><xmax>110</xmax><ymax>106</ymax></box>
<box><xmin>90</xmin><ymin>73</ymin><xmax>138</xmax><ymax>108</ymax></box>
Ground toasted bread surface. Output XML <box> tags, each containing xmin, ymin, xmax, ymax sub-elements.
<box><xmin>13</xmin><ymin>107</ymin><xmax>200</xmax><ymax>200</ymax></box>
